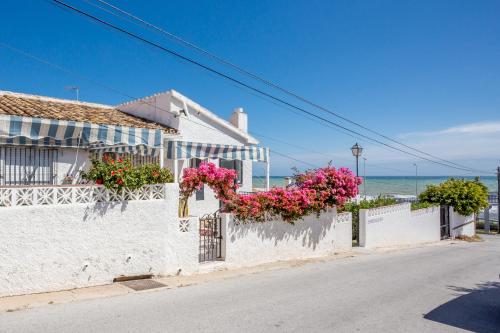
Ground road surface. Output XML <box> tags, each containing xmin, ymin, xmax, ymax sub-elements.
<box><xmin>1</xmin><ymin>235</ymin><xmax>500</xmax><ymax>332</ymax></box>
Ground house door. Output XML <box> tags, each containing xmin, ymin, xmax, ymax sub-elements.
<box><xmin>440</xmin><ymin>205</ymin><xmax>450</xmax><ymax>239</ymax></box>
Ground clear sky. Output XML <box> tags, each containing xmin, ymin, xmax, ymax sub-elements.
<box><xmin>1</xmin><ymin>0</ymin><xmax>499</xmax><ymax>176</ymax></box>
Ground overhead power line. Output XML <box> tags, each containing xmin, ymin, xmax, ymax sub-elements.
<box><xmin>48</xmin><ymin>0</ymin><xmax>494</xmax><ymax>175</ymax></box>
<box><xmin>0</xmin><ymin>42</ymin><xmax>323</xmax><ymax>171</ymax></box>
<box><xmin>87</xmin><ymin>0</ymin><xmax>489</xmax><ymax>173</ymax></box>
<box><xmin>0</xmin><ymin>42</ymin><xmax>466</xmax><ymax>176</ymax></box>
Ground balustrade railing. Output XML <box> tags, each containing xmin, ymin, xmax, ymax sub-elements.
<box><xmin>0</xmin><ymin>184</ymin><xmax>167</xmax><ymax>207</ymax></box>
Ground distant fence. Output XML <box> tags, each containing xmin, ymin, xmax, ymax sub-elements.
<box><xmin>488</xmin><ymin>192</ymin><xmax>498</xmax><ymax>204</ymax></box>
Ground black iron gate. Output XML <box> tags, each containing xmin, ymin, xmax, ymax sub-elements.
<box><xmin>199</xmin><ymin>212</ymin><xmax>223</xmax><ymax>262</ymax></box>
<box><xmin>440</xmin><ymin>205</ymin><xmax>450</xmax><ymax>239</ymax></box>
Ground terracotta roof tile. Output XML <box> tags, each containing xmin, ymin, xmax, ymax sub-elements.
<box><xmin>0</xmin><ymin>92</ymin><xmax>177</xmax><ymax>134</ymax></box>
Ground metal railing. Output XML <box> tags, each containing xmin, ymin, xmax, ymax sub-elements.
<box><xmin>0</xmin><ymin>147</ymin><xmax>58</xmax><ymax>186</ymax></box>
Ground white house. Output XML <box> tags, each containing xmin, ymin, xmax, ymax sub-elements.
<box><xmin>0</xmin><ymin>90</ymin><xmax>269</xmax><ymax>216</ymax></box>
<box><xmin>0</xmin><ymin>91</ymin><xmax>177</xmax><ymax>184</ymax></box>
<box><xmin>117</xmin><ymin>89</ymin><xmax>269</xmax><ymax>217</ymax></box>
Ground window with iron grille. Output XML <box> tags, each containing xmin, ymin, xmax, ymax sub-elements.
<box><xmin>116</xmin><ymin>153</ymin><xmax>160</xmax><ymax>167</ymax></box>
<box><xmin>98</xmin><ymin>152</ymin><xmax>159</xmax><ymax>167</ymax></box>
<box><xmin>190</xmin><ymin>158</ymin><xmax>205</xmax><ymax>201</ymax></box>
<box><xmin>220</xmin><ymin>159</ymin><xmax>243</xmax><ymax>185</ymax></box>
<box><xmin>0</xmin><ymin>147</ymin><xmax>58</xmax><ymax>186</ymax></box>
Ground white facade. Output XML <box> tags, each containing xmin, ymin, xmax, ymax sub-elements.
<box><xmin>55</xmin><ymin>148</ymin><xmax>91</xmax><ymax>184</ymax></box>
<box><xmin>0</xmin><ymin>184</ymin><xmax>201</xmax><ymax>297</ymax></box>
<box><xmin>0</xmin><ymin>182</ymin><xmax>353</xmax><ymax>297</ymax></box>
<box><xmin>220</xmin><ymin>209</ymin><xmax>352</xmax><ymax>268</ymax></box>
<box><xmin>359</xmin><ymin>203</ymin><xmax>441</xmax><ymax>248</ymax></box>
<box><xmin>119</xmin><ymin>89</ymin><xmax>263</xmax><ymax>216</ymax></box>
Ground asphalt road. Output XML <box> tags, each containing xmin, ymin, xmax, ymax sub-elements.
<box><xmin>2</xmin><ymin>236</ymin><xmax>500</xmax><ymax>333</ymax></box>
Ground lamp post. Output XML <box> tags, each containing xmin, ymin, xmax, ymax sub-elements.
<box><xmin>363</xmin><ymin>157</ymin><xmax>367</xmax><ymax>197</ymax></box>
<box><xmin>350</xmin><ymin>143</ymin><xmax>363</xmax><ymax>177</ymax></box>
<box><xmin>413</xmin><ymin>163</ymin><xmax>418</xmax><ymax>198</ymax></box>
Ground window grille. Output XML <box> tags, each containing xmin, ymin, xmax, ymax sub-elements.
<box><xmin>190</xmin><ymin>158</ymin><xmax>205</xmax><ymax>201</ymax></box>
<box><xmin>115</xmin><ymin>153</ymin><xmax>160</xmax><ymax>167</ymax></box>
<box><xmin>0</xmin><ymin>147</ymin><xmax>58</xmax><ymax>186</ymax></box>
<box><xmin>220</xmin><ymin>159</ymin><xmax>243</xmax><ymax>184</ymax></box>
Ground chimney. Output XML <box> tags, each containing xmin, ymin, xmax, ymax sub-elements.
<box><xmin>229</xmin><ymin>107</ymin><xmax>248</xmax><ymax>132</ymax></box>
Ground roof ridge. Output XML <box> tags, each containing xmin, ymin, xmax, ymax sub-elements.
<box><xmin>116</xmin><ymin>90</ymin><xmax>172</xmax><ymax>107</ymax></box>
<box><xmin>0</xmin><ymin>90</ymin><xmax>114</xmax><ymax>109</ymax></box>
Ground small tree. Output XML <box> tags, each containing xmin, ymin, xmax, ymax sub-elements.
<box><xmin>418</xmin><ymin>178</ymin><xmax>489</xmax><ymax>216</ymax></box>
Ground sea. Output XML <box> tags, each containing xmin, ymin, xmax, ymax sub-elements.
<box><xmin>253</xmin><ymin>176</ymin><xmax>498</xmax><ymax>196</ymax></box>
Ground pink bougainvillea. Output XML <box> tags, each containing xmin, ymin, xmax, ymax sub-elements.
<box><xmin>180</xmin><ymin>162</ymin><xmax>239</xmax><ymax>203</ymax></box>
<box><xmin>180</xmin><ymin>162</ymin><xmax>362</xmax><ymax>223</ymax></box>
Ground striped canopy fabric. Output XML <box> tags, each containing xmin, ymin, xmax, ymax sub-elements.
<box><xmin>0</xmin><ymin>115</ymin><xmax>163</xmax><ymax>156</ymax></box>
<box><xmin>167</xmin><ymin>140</ymin><xmax>269</xmax><ymax>162</ymax></box>
<box><xmin>90</xmin><ymin>143</ymin><xmax>159</xmax><ymax>157</ymax></box>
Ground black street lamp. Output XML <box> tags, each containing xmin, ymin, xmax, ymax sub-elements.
<box><xmin>351</xmin><ymin>143</ymin><xmax>363</xmax><ymax>177</ymax></box>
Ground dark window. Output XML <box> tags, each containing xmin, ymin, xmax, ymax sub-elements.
<box><xmin>101</xmin><ymin>152</ymin><xmax>159</xmax><ymax>167</ymax></box>
<box><xmin>0</xmin><ymin>147</ymin><xmax>58</xmax><ymax>186</ymax></box>
<box><xmin>220</xmin><ymin>159</ymin><xmax>243</xmax><ymax>185</ymax></box>
<box><xmin>190</xmin><ymin>158</ymin><xmax>205</xmax><ymax>201</ymax></box>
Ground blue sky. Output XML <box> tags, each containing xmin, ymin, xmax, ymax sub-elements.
<box><xmin>1</xmin><ymin>0</ymin><xmax>499</xmax><ymax>176</ymax></box>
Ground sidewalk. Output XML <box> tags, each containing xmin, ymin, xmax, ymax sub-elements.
<box><xmin>0</xmin><ymin>240</ymin><xmax>458</xmax><ymax>313</ymax></box>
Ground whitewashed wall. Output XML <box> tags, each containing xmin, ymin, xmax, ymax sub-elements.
<box><xmin>359</xmin><ymin>203</ymin><xmax>440</xmax><ymax>248</ymax></box>
<box><xmin>55</xmin><ymin>148</ymin><xmax>91</xmax><ymax>184</ymax></box>
<box><xmin>335</xmin><ymin>212</ymin><xmax>353</xmax><ymax>249</ymax></box>
<box><xmin>220</xmin><ymin>209</ymin><xmax>352</xmax><ymax>268</ymax></box>
<box><xmin>450</xmin><ymin>207</ymin><xmax>475</xmax><ymax>238</ymax></box>
<box><xmin>0</xmin><ymin>184</ymin><xmax>200</xmax><ymax>297</ymax></box>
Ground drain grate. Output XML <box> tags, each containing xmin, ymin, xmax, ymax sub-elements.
<box><xmin>120</xmin><ymin>279</ymin><xmax>167</xmax><ymax>291</ymax></box>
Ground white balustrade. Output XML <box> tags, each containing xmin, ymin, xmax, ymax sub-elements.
<box><xmin>0</xmin><ymin>184</ymin><xmax>167</xmax><ymax>207</ymax></box>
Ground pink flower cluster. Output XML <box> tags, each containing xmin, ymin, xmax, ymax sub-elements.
<box><xmin>180</xmin><ymin>163</ymin><xmax>362</xmax><ymax>223</ymax></box>
<box><xmin>180</xmin><ymin>162</ymin><xmax>239</xmax><ymax>202</ymax></box>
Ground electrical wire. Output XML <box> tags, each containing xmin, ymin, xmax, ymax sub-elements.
<box><xmin>87</xmin><ymin>0</ymin><xmax>491</xmax><ymax>174</ymax></box>
<box><xmin>0</xmin><ymin>41</ymin><xmax>487</xmax><ymax>178</ymax></box>
<box><xmin>48</xmin><ymin>0</ymin><xmax>494</xmax><ymax>175</ymax></box>
<box><xmin>0</xmin><ymin>42</ymin><xmax>327</xmax><ymax>173</ymax></box>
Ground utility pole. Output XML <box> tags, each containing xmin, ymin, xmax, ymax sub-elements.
<box><xmin>413</xmin><ymin>163</ymin><xmax>418</xmax><ymax>198</ymax></box>
<box><xmin>497</xmin><ymin>166</ymin><xmax>500</xmax><ymax>234</ymax></box>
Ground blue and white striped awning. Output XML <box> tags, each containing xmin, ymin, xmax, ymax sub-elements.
<box><xmin>167</xmin><ymin>141</ymin><xmax>269</xmax><ymax>162</ymax></box>
<box><xmin>90</xmin><ymin>143</ymin><xmax>159</xmax><ymax>157</ymax></box>
<box><xmin>0</xmin><ymin>115</ymin><xmax>163</xmax><ymax>156</ymax></box>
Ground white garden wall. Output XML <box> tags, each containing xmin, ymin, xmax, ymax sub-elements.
<box><xmin>359</xmin><ymin>203</ymin><xmax>440</xmax><ymax>248</ymax></box>
<box><xmin>0</xmin><ymin>183</ymin><xmax>200</xmax><ymax>297</ymax></box>
<box><xmin>220</xmin><ymin>209</ymin><xmax>352</xmax><ymax>268</ymax></box>
<box><xmin>449</xmin><ymin>207</ymin><xmax>475</xmax><ymax>238</ymax></box>
<box><xmin>0</xmin><ymin>183</ymin><xmax>354</xmax><ymax>297</ymax></box>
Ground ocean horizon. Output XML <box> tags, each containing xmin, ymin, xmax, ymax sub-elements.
<box><xmin>253</xmin><ymin>175</ymin><xmax>498</xmax><ymax>196</ymax></box>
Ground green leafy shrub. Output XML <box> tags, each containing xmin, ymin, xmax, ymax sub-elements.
<box><xmin>340</xmin><ymin>197</ymin><xmax>397</xmax><ymax>240</ymax></box>
<box><xmin>82</xmin><ymin>156</ymin><xmax>173</xmax><ymax>190</ymax></box>
<box><xmin>410</xmin><ymin>201</ymin><xmax>437</xmax><ymax>211</ymax></box>
<box><xmin>418</xmin><ymin>178</ymin><xmax>489</xmax><ymax>216</ymax></box>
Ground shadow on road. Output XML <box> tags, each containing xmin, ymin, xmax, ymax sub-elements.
<box><xmin>424</xmin><ymin>281</ymin><xmax>500</xmax><ymax>333</ymax></box>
